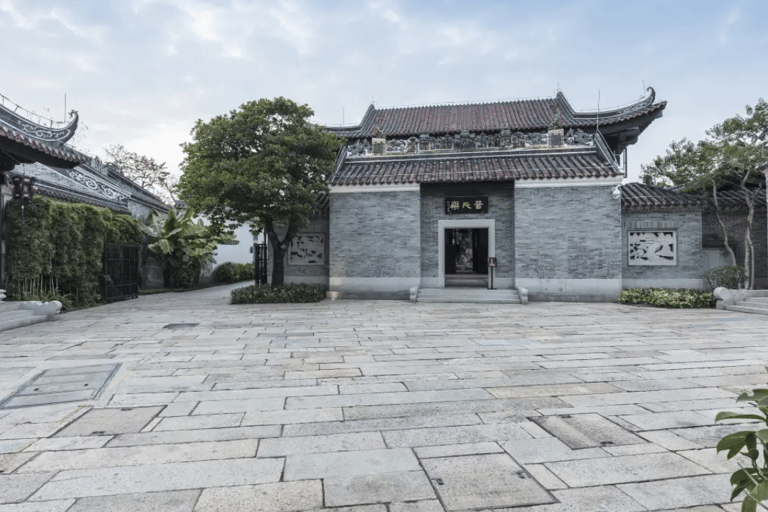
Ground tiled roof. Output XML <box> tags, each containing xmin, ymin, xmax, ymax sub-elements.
<box><xmin>710</xmin><ymin>187</ymin><xmax>767</xmax><ymax>209</ymax></box>
<box><xmin>621</xmin><ymin>183</ymin><xmax>767</xmax><ymax>210</ymax></box>
<box><xmin>327</xmin><ymin>90</ymin><xmax>666</xmax><ymax>139</ymax></box>
<box><xmin>620</xmin><ymin>183</ymin><xmax>702</xmax><ymax>209</ymax></box>
<box><xmin>330</xmin><ymin>147</ymin><xmax>620</xmax><ymax>186</ymax></box>
<box><xmin>0</xmin><ymin>124</ymin><xmax>88</xmax><ymax>167</ymax></box>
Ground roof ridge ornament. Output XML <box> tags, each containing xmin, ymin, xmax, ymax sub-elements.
<box><xmin>0</xmin><ymin>100</ymin><xmax>79</xmax><ymax>145</ymax></box>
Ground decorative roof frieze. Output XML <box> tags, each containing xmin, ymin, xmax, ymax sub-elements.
<box><xmin>65</xmin><ymin>168</ymin><xmax>128</xmax><ymax>204</ymax></box>
<box><xmin>346</xmin><ymin>128</ymin><xmax>600</xmax><ymax>158</ymax></box>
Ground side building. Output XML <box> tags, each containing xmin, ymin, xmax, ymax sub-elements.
<box><xmin>0</xmin><ymin>95</ymin><xmax>168</xmax><ymax>287</ymax></box>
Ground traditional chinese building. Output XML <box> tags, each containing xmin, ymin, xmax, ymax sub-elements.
<box><xmin>272</xmin><ymin>88</ymin><xmax>765</xmax><ymax>301</ymax></box>
<box><xmin>0</xmin><ymin>95</ymin><xmax>168</xmax><ymax>287</ymax></box>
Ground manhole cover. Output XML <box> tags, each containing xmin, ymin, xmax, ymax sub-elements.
<box><xmin>163</xmin><ymin>323</ymin><xmax>199</xmax><ymax>329</ymax></box>
<box><xmin>0</xmin><ymin>363</ymin><xmax>120</xmax><ymax>409</ymax></box>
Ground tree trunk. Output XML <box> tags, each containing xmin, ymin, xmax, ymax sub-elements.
<box><xmin>712</xmin><ymin>183</ymin><xmax>737</xmax><ymax>266</ymax></box>
<box><xmin>264</xmin><ymin>217</ymin><xmax>296</xmax><ymax>288</ymax></box>
<box><xmin>741</xmin><ymin>182</ymin><xmax>761</xmax><ymax>290</ymax></box>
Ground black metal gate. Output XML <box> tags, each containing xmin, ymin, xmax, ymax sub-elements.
<box><xmin>104</xmin><ymin>243</ymin><xmax>140</xmax><ymax>302</ymax></box>
<box><xmin>254</xmin><ymin>242</ymin><xmax>268</xmax><ymax>285</ymax></box>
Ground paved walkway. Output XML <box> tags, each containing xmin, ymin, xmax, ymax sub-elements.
<box><xmin>0</xmin><ymin>284</ymin><xmax>765</xmax><ymax>511</ymax></box>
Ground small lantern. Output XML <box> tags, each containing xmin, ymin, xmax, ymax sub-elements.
<box><xmin>11</xmin><ymin>176</ymin><xmax>35</xmax><ymax>223</ymax></box>
<box><xmin>11</xmin><ymin>176</ymin><xmax>35</xmax><ymax>201</ymax></box>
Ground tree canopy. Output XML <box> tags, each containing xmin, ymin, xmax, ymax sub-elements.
<box><xmin>104</xmin><ymin>144</ymin><xmax>178</xmax><ymax>205</ymax></box>
<box><xmin>641</xmin><ymin>98</ymin><xmax>767</xmax><ymax>288</ymax></box>
<box><xmin>641</xmin><ymin>98</ymin><xmax>767</xmax><ymax>191</ymax></box>
<box><xmin>177</xmin><ymin>97</ymin><xmax>342</xmax><ymax>286</ymax></box>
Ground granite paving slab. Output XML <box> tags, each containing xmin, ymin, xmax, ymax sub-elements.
<box><xmin>283</xmin><ymin>448</ymin><xmax>419</xmax><ymax>480</ymax></box>
<box><xmin>0</xmin><ymin>500</ymin><xmax>75</xmax><ymax>512</ymax></box>
<box><xmin>195</xmin><ymin>481</ymin><xmax>323</xmax><ymax>512</ymax></box>
<box><xmin>545</xmin><ymin>452</ymin><xmax>711</xmax><ymax>487</ymax></box>
<box><xmin>618</xmin><ymin>474</ymin><xmax>732</xmax><ymax>510</ymax></box>
<box><xmin>529</xmin><ymin>413</ymin><xmax>645</xmax><ymax>448</ymax></box>
<box><xmin>0</xmin><ymin>473</ymin><xmax>54</xmax><ymax>504</ymax></box>
<box><xmin>16</xmin><ymin>439</ymin><xmax>258</xmax><ymax>472</ymax></box>
<box><xmin>66</xmin><ymin>490</ymin><xmax>199</xmax><ymax>512</ymax></box>
<box><xmin>30</xmin><ymin>458</ymin><xmax>283</xmax><ymax>500</ymax></box>
<box><xmin>325</xmin><ymin>471</ymin><xmax>437</xmax><ymax>507</ymax></box>
<box><xmin>54</xmin><ymin>407</ymin><xmax>162</xmax><ymax>437</ymax></box>
<box><xmin>421</xmin><ymin>454</ymin><xmax>556</xmax><ymax>510</ymax></box>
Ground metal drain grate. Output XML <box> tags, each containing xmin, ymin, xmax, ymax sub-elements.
<box><xmin>163</xmin><ymin>323</ymin><xmax>199</xmax><ymax>329</ymax></box>
<box><xmin>0</xmin><ymin>363</ymin><xmax>120</xmax><ymax>409</ymax></box>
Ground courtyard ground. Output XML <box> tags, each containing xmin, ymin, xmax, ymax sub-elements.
<box><xmin>0</xmin><ymin>283</ymin><xmax>765</xmax><ymax>511</ymax></box>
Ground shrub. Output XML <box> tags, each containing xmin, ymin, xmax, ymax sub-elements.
<box><xmin>716</xmin><ymin>369</ymin><xmax>768</xmax><ymax>511</ymax></box>
<box><xmin>704</xmin><ymin>265</ymin><xmax>747</xmax><ymax>290</ymax></box>
<box><xmin>236</xmin><ymin>263</ymin><xmax>254</xmax><ymax>282</ymax></box>
<box><xmin>166</xmin><ymin>263</ymin><xmax>199</xmax><ymax>289</ymax></box>
<box><xmin>617</xmin><ymin>288</ymin><xmax>714</xmax><ymax>308</ymax></box>
<box><xmin>231</xmin><ymin>284</ymin><xmax>326</xmax><ymax>304</ymax></box>
<box><xmin>213</xmin><ymin>262</ymin><xmax>237</xmax><ymax>283</ymax></box>
<box><xmin>214</xmin><ymin>262</ymin><xmax>254</xmax><ymax>284</ymax></box>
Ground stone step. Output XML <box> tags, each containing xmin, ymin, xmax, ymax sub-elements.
<box><xmin>0</xmin><ymin>309</ymin><xmax>36</xmax><ymax>322</ymax></box>
<box><xmin>0</xmin><ymin>302</ymin><xmax>21</xmax><ymax>314</ymax></box>
<box><xmin>736</xmin><ymin>299</ymin><xmax>768</xmax><ymax>308</ymax></box>
<box><xmin>743</xmin><ymin>290</ymin><xmax>768</xmax><ymax>298</ymax></box>
<box><xmin>0</xmin><ymin>313</ymin><xmax>49</xmax><ymax>332</ymax></box>
<box><xmin>417</xmin><ymin>288</ymin><xmax>521</xmax><ymax>304</ymax></box>
<box><xmin>726</xmin><ymin>304</ymin><xmax>768</xmax><ymax>316</ymax></box>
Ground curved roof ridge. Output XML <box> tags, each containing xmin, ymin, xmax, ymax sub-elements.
<box><xmin>326</xmin><ymin>88</ymin><xmax>665</xmax><ymax>140</ymax></box>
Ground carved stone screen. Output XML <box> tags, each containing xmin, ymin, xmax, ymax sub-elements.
<box><xmin>628</xmin><ymin>231</ymin><xmax>677</xmax><ymax>266</ymax></box>
<box><xmin>289</xmin><ymin>234</ymin><xmax>324</xmax><ymax>265</ymax></box>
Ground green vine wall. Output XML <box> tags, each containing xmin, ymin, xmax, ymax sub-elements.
<box><xmin>5</xmin><ymin>197</ymin><xmax>142</xmax><ymax>309</ymax></box>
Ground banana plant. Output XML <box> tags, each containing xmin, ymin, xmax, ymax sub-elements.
<box><xmin>141</xmin><ymin>208</ymin><xmax>236</xmax><ymax>287</ymax></box>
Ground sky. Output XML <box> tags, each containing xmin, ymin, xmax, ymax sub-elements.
<box><xmin>1</xmin><ymin>0</ymin><xmax>766</xmax><ymax>183</ymax></box>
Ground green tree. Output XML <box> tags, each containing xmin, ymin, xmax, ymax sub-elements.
<box><xmin>641</xmin><ymin>99</ymin><xmax>768</xmax><ymax>289</ymax></box>
<box><xmin>177</xmin><ymin>97</ymin><xmax>342</xmax><ymax>286</ymax></box>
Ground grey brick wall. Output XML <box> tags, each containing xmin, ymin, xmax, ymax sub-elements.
<box><xmin>267</xmin><ymin>216</ymin><xmax>329</xmax><ymax>284</ymax></box>
<box><xmin>420</xmin><ymin>182</ymin><xmax>514</xmax><ymax>280</ymax></box>
<box><xmin>622</xmin><ymin>211</ymin><xmax>703</xmax><ymax>281</ymax></box>
<box><xmin>515</xmin><ymin>185</ymin><xmax>621</xmax><ymax>279</ymax></box>
<box><xmin>330</xmin><ymin>190</ymin><xmax>420</xmax><ymax>278</ymax></box>
<box><xmin>703</xmin><ymin>208</ymin><xmax>767</xmax><ymax>286</ymax></box>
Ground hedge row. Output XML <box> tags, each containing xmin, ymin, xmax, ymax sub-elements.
<box><xmin>5</xmin><ymin>197</ymin><xmax>142</xmax><ymax>309</ymax></box>
<box><xmin>231</xmin><ymin>284</ymin><xmax>326</xmax><ymax>304</ymax></box>
<box><xmin>617</xmin><ymin>288</ymin><xmax>715</xmax><ymax>308</ymax></box>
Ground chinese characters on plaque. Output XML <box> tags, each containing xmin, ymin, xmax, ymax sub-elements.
<box><xmin>444</xmin><ymin>196</ymin><xmax>488</xmax><ymax>215</ymax></box>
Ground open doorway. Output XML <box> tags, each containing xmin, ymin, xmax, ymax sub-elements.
<box><xmin>445</xmin><ymin>228</ymin><xmax>488</xmax><ymax>287</ymax></box>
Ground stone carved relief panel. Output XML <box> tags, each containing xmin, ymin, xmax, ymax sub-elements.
<box><xmin>628</xmin><ymin>231</ymin><xmax>677</xmax><ymax>266</ymax></box>
<box><xmin>289</xmin><ymin>234</ymin><xmax>325</xmax><ymax>265</ymax></box>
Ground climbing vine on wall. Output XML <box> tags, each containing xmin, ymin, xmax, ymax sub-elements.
<box><xmin>5</xmin><ymin>197</ymin><xmax>142</xmax><ymax>309</ymax></box>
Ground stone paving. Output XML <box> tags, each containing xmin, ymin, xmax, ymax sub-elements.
<box><xmin>0</xmin><ymin>283</ymin><xmax>765</xmax><ymax>511</ymax></box>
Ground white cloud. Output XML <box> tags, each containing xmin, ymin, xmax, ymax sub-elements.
<box><xmin>718</xmin><ymin>7</ymin><xmax>741</xmax><ymax>44</ymax></box>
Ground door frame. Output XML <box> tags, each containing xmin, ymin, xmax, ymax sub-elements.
<box><xmin>437</xmin><ymin>219</ymin><xmax>495</xmax><ymax>288</ymax></box>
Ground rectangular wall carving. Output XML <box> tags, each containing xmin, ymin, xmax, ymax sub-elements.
<box><xmin>289</xmin><ymin>234</ymin><xmax>324</xmax><ymax>265</ymax></box>
<box><xmin>628</xmin><ymin>231</ymin><xmax>676</xmax><ymax>266</ymax></box>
